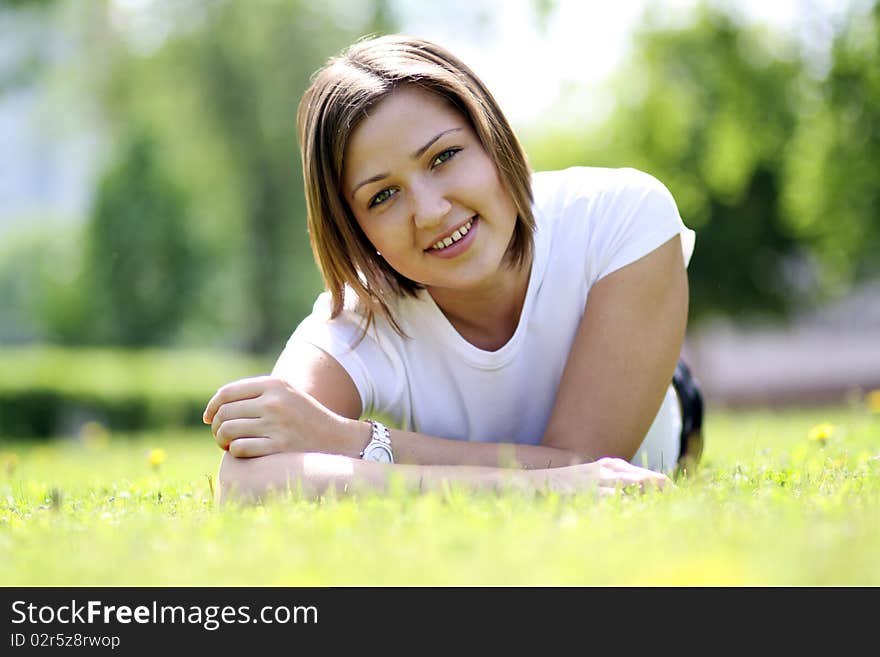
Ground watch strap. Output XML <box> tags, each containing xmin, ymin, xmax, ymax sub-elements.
<box><xmin>360</xmin><ymin>419</ymin><xmax>393</xmax><ymax>463</ymax></box>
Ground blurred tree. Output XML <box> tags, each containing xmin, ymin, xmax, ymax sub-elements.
<box><xmin>0</xmin><ymin>0</ymin><xmax>402</xmax><ymax>351</ymax></box>
<box><xmin>525</xmin><ymin>3</ymin><xmax>843</xmax><ymax>324</ymax></box>
<box><xmin>782</xmin><ymin>1</ymin><xmax>880</xmax><ymax>298</ymax></box>
<box><xmin>81</xmin><ymin>0</ymin><xmax>398</xmax><ymax>353</ymax></box>
<box><xmin>0</xmin><ymin>224</ymin><xmax>80</xmax><ymax>344</ymax></box>
<box><xmin>0</xmin><ymin>0</ymin><xmax>56</xmax><ymax>7</ymax></box>
<box><xmin>82</xmin><ymin>127</ymin><xmax>200</xmax><ymax>346</ymax></box>
<box><xmin>577</xmin><ymin>5</ymin><xmax>806</xmax><ymax>322</ymax></box>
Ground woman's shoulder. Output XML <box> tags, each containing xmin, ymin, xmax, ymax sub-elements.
<box><xmin>532</xmin><ymin>166</ymin><xmax>670</xmax><ymax>207</ymax></box>
<box><xmin>299</xmin><ymin>288</ymin><xmax>360</xmax><ymax>326</ymax></box>
<box><xmin>531</xmin><ymin>167</ymin><xmax>680</xmax><ymax>240</ymax></box>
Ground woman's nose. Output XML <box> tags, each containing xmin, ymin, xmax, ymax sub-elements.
<box><xmin>411</xmin><ymin>182</ymin><xmax>452</xmax><ymax>229</ymax></box>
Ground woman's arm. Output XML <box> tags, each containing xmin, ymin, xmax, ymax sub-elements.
<box><xmin>216</xmin><ymin>450</ymin><xmax>670</xmax><ymax>504</ymax></box>
<box><xmin>202</xmin><ymin>370</ymin><xmax>587</xmax><ymax>468</ymax></box>
<box><xmin>203</xmin><ymin>331</ymin><xmax>588</xmax><ymax>467</ymax></box>
<box><xmin>542</xmin><ymin>234</ymin><xmax>688</xmax><ymax>461</ymax></box>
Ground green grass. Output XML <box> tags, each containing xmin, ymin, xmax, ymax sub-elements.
<box><xmin>1</xmin><ymin>406</ymin><xmax>878</xmax><ymax>586</ymax></box>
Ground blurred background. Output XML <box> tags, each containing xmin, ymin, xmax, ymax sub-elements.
<box><xmin>1</xmin><ymin>0</ymin><xmax>878</xmax><ymax>439</ymax></box>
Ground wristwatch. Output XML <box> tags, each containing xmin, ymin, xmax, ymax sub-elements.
<box><xmin>360</xmin><ymin>420</ymin><xmax>393</xmax><ymax>463</ymax></box>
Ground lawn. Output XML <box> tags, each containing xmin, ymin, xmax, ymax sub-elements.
<box><xmin>1</xmin><ymin>406</ymin><xmax>878</xmax><ymax>586</ymax></box>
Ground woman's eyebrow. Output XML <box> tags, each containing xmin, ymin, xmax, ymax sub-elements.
<box><xmin>410</xmin><ymin>127</ymin><xmax>462</xmax><ymax>159</ymax></box>
<box><xmin>350</xmin><ymin>127</ymin><xmax>463</xmax><ymax>198</ymax></box>
<box><xmin>351</xmin><ymin>172</ymin><xmax>389</xmax><ymax>199</ymax></box>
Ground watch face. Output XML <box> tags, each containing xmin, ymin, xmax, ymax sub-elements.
<box><xmin>365</xmin><ymin>445</ymin><xmax>392</xmax><ymax>463</ymax></box>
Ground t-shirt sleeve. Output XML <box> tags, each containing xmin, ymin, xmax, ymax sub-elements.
<box><xmin>271</xmin><ymin>293</ymin><xmax>404</xmax><ymax>418</ymax></box>
<box><xmin>582</xmin><ymin>167</ymin><xmax>695</xmax><ymax>285</ymax></box>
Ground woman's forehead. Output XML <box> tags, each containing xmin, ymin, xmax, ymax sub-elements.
<box><xmin>343</xmin><ymin>87</ymin><xmax>469</xmax><ymax>185</ymax></box>
<box><xmin>352</xmin><ymin>87</ymin><xmax>464</xmax><ymax>147</ymax></box>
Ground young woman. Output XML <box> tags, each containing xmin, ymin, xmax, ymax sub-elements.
<box><xmin>203</xmin><ymin>35</ymin><xmax>703</xmax><ymax>502</ymax></box>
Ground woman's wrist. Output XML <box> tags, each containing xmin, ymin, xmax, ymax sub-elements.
<box><xmin>526</xmin><ymin>461</ymin><xmax>600</xmax><ymax>494</ymax></box>
<box><xmin>335</xmin><ymin>417</ymin><xmax>372</xmax><ymax>459</ymax></box>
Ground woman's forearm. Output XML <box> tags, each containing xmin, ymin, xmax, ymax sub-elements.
<box><xmin>219</xmin><ymin>450</ymin><xmax>538</xmax><ymax>503</ymax></box>
<box><xmin>338</xmin><ymin>417</ymin><xmax>589</xmax><ymax>469</ymax></box>
<box><xmin>203</xmin><ymin>375</ymin><xmax>589</xmax><ymax>469</ymax></box>
<box><xmin>217</xmin><ymin>450</ymin><xmax>670</xmax><ymax>504</ymax></box>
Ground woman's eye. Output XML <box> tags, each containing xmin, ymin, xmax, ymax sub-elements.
<box><xmin>369</xmin><ymin>188</ymin><xmax>396</xmax><ymax>208</ymax></box>
<box><xmin>431</xmin><ymin>148</ymin><xmax>461</xmax><ymax>168</ymax></box>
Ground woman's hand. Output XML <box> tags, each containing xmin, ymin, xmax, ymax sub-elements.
<box><xmin>203</xmin><ymin>376</ymin><xmax>360</xmax><ymax>458</ymax></box>
<box><xmin>538</xmin><ymin>457</ymin><xmax>672</xmax><ymax>495</ymax></box>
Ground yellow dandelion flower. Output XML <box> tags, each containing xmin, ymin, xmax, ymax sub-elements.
<box><xmin>147</xmin><ymin>448</ymin><xmax>167</xmax><ymax>468</ymax></box>
<box><xmin>808</xmin><ymin>423</ymin><xmax>835</xmax><ymax>443</ymax></box>
<box><xmin>867</xmin><ymin>389</ymin><xmax>880</xmax><ymax>414</ymax></box>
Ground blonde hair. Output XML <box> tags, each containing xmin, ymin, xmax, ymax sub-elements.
<box><xmin>297</xmin><ymin>34</ymin><xmax>534</xmax><ymax>337</ymax></box>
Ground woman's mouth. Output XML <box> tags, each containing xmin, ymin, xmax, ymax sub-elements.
<box><xmin>425</xmin><ymin>216</ymin><xmax>478</xmax><ymax>259</ymax></box>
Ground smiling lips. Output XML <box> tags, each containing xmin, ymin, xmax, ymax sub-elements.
<box><xmin>427</xmin><ymin>216</ymin><xmax>476</xmax><ymax>252</ymax></box>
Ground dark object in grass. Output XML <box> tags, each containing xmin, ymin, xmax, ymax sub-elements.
<box><xmin>673</xmin><ymin>358</ymin><xmax>704</xmax><ymax>475</ymax></box>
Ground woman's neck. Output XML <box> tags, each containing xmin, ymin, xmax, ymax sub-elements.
<box><xmin>427</xmin><ymin>255</ymin><xmax>533</xmax><ymax>352</ymax></box>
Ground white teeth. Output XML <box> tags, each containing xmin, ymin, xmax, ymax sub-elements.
<box><xmin>430</xmin><ymin>218</ymin><xmax>474</xmax><ymax>251</ymax></box>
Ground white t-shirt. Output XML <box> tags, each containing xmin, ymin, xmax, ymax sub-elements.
<box><xmin>273</xmin><ymin>166</ymin><xmax>696</xmax><ymax>473</ymax></box>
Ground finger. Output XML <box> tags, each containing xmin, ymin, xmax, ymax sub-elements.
<box><xmin>228</xmin><ymin>437</ymin><xmax>280</xmax><ymax>458</ymax></box>
<box><xmin>597</xmin><ymin>467</ymin><xmax>643</xmax><ymax>488</ymax></box>
<box><xmin>620</xmin><ymin>474</ymin><xmax>671</xmax><ymax>494</ymax></box>
<box><xmin>215</xmin><ymin>418</ymin><xmax>267</xmax><ymax>451</ymax></box>
<box><xmin>204</xmin><ymin>376</ymin><xmax>271</xmax><ymax>423</ymax></box>
<box><xmin>596</xmin><ymin>459</ymin><xmax>672</xmax><ymax>492</ymax></box>
<box><xmin>598</xmin><ymin>469</ymin><xmax>667</xmax><ymax>494</ymax></box>
<box><xmin>634</xmin><ymin>471</ymin><xmax>672</xmax><ymax>491</ymax></box>
<box><xmin>649</xmin><ymin>475</ymin><xmax>673</xmax><ymax>491</ymax></box>
<box><xmin>204</xmin><ymin>376</ymin><xmax>272</xmax><ymax>423</ymax></box>
<box><xmin>211</xmin><ymin>398</ymin><xmax>266</xmax><ymax>439</ymax></box>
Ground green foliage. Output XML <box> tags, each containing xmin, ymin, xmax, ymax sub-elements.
<box><xmin>526</xmin><ymin>1</ymin><xmax>880</xmax><ymax>324</ymax></box>
<box><xmin>87</xmin><ymin>0</ymin><xmax>398</xmax><ymax>352</ymax></box>
<box><xmin>0</xmin><ymin>223</ymin><xmax>80</xmax><ymax>343</ymax></box>
<box><xmin>1</xmin><ymin>0</ymin><xmax>398</xmax><ymax>352</ymax></box>
<box><xmin>1</xmin><ymin>407</ymin><xmax>878</xmax><ymax>585</ymax></box>
<box><xmin>0</xmin><ymin>346</ymin><xmax>271</xmax><ymax>438</ymax></box>
<box><xmin>0</xmin><ymin>222</ymin><xmax>102</xmax><ymax>347</ymax></box>
<box><xmin>529</xmin><ymin>6</ymin><xmax>806</xmax><ymax>321</ymax></box>
<box><xmin>81</xmin><ymin>127</ymin><xmax>202</xmax><ymax>346</ymax></box>
<box><xmin>0</xmin><ymin>0</ymin><xmax>57</xmax><ymax>7</ymax></box>
<box><xmin>782</xmin><ymin>2</ymin><xmax>880</xmax><ymax>294</ymax></box>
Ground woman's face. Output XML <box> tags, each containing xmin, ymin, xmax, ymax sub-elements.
<box><xmin>342</xmin><ymin>85</ymin><xmax>519</xmax><ymax>294</ymax></box>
